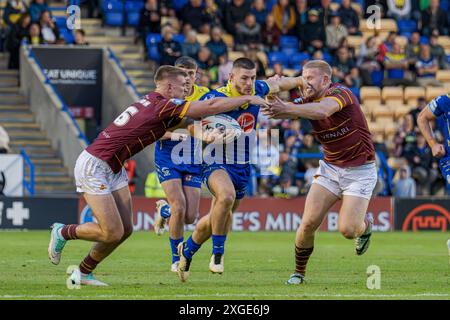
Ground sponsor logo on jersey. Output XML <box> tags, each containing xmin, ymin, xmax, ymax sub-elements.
<box><xmin>237</xmin><ymin>113</ymin><xmax>256</xmax><ymax>133</ymax></box>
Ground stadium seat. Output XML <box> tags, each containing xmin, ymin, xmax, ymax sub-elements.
<box><xmin>268</xmin><ymin>51</ymin><xmax>289</xmax><ymax>68</ymax></box>
<box><xmin>228</xmin><ymin>51</ymin><xmax>245</xmax><ymax>61</ymax></box>
<box><xmin>397</xmin><ymin>20</ymin><xmax>417</xmax><ymax>34</ymax></box>
<box><xmin>370</xmin><ymin>70</ymin><xmax>384</xmax><ymax>87</ymax></box>
<box><xmin>367</xmin><ymin>121</ymin><xmax>385</xmax><ymax>135</ymax></box>
<box><xmin>404</xmin><ymin>86</ymin><xmax>425</xmax><ymax>106</ymax></box>
<box><xmin>360</xmin><ymin>86</ymin><xmax>381</xmax><ymax>105</ymax></box>
<box><xmin>382</xmin><ymin>86</ymin><xmax>404</xmax><ymax>105</ymax></box>
<box><xmin>436</xmin><ymin>70</ymin><xmax>450</xmax><ymax>83</ymax></box>
<box><xmin>384</xmin><ymin>121</ymin><xmax>397</xmax><ymax>137</ymax></box>
<box><xmin>347</xmin><ymin>36</ymin><xmax>363</xmax><ymax>49</ymax></box>
<box><xmin>322</xmin><ymin>52</ymin><xmax>332</xmax><ymax>64</ymax></box>
<box><xmin>282</xmin><ymin>47</ymin><xmax>299</xmax><ymax>56</ymax></box>
<box><xmin>380</xmin><ymin>19</ymin><xmax>398</xmax><ymax>32</ymax></box>
<box><xmin>426</xmin><ymin>86</ymin><xmax>448</xmax><ymax>101</ymax></box>
<box><xmin>289</xmin><ymin>52</ymin><xmax>310</xmax><ymax>69</ymax></box>
<box><xmin>172</xmin><ymin>0</ymin><xmax>188</xmax><ymax>10</ymax></box>
<box><xmin>55</xmin><ymin>16</ymin><xmax>67</xmax><ymax>29</ymax></box>
<box><xmin>148</xmin><ymin>46</ymin><xmax>159</xmax><ymax>62</ymax></box>
<box><xmin>125</xmin><ymin>1</ymin><xmax>144</xmax><ymax>26</ymax></box>
<box><xmin>172</xmin><ymin>34</ymin><xmax>185</xmax><ymax>43</ymax></box>
<box><xmin>146</xmin><ymin>33</ymin><xmax>161</xmax><ymax>47</ymax></box>
<box><xmin>105</xmin><ymin>12</ymin><xmax>124</xmax><ymax>26</ymax></box>
<box><xmin>280</xmin><ymin>36</ymin><xmax>299</xmax><ymax>49</ymax></box>
<box><xmin>372</xmin><ymin>104</ymin><xmax>394</xmax><ymax>119</ymax></box>
<box><xmin>196</xmin><ymin>34</ymin><xmax>210</xmax><ymax>46</ymax></box>
<box><xmin>60</xmin><ymin>29</ymin><xmax>74</xmax><ymax>44</ymax></box>
<box><xmin>360</xmin><ymin>104</ymin><xmax>373</xmax><ymax>120</ymax></box>
<box><xmin>394</xmin><ymin>105</ymin><xmax>412</xmax><ymax>120</ymax></box>
<box><xmin>222</xmin><ymin>34</ymin><xmax>234</xmax><ymax>48</ymax></box>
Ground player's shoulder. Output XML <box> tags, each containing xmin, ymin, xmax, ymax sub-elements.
<box><xmin>255</xmin><ymin>80</ymin><xmax>270</xmax><ymax>95</ymax></box>
<box><xmin>201</xmin><ymin>86</ymin><xmax>227</xmax><ymax>100</ymax></box>
<box><xmin>196</xmin><ymin>85</ymin><xmax>210</xmax><ymax>95</ymax></box>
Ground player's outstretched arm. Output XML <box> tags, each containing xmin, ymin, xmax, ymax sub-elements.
<box><xmin>266</xmin><ymin>75</ymin><xmax>306</xmax><ymax>93</ymax></box>
<box><xmin>417</xmin><ymin>107</ymin><xmax>446</xmax><ymax>158</ymax></box>
<box><xmin>262</xmin><ymin>96</ymin><xmax>339</xmax><ymax>120</ymax></box>
<box><xmin>185</xmin><ymin>96</ymin><xmax>269</xmax><ymax>119</ymax></box>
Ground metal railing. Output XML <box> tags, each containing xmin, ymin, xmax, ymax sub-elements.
<box><xmin>20</xmin><ymin>149</ymin><xmax>35</xmax><ymax>196</ymax></box>
<box><xmin>26</xmin><ymin>45</ymin><xmax>89</xmax><ymax>145</ymax></box>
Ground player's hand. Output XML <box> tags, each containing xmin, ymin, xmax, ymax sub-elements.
<box><xmin>262</xmin><ymin>95</ymin><xmax>288</xmax><ymax>119</ymax></box>
<box><xmin>432</xmin><ymin>143</ymin><xmax>446</xmax><ymax>158</ymax></box>
<box><xmin>247</xmin><ymin>95</ymin><xmax>270</xmax><ymax>108</ymax></box>
<box><xmin>170</xmin><ymin>132</ymin><xmax>188</xmax><ymax>141</ymax></box>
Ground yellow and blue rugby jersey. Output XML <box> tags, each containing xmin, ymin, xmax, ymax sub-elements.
<box><xmin>199</xmin><ymin>80</ymin><xmax>271</xmax><ymax>164</ymax></box>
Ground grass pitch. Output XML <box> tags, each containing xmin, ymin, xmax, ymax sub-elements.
<box><xmin>0</xmin><ymin>231</ymin><xmax>449</xmax><ymax>300</ymax></box>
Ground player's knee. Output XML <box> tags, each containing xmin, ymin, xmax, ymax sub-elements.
<box><xmin>184</xmin><ymin>213</ymin><xmax>196</xmax><ymax>225</ymax></box>
<box><xmin>300</xmin><ymin>222</ymin><xmax>318</xmax><ymax>236</ymax></box>
<box><xmin>339</xmin><ymin>226</ymin><xmax>358</xmax><ymax>239</ymax></box>
<box><xmin>216</xmin><ymin>192</ymin><xmax>235</xmax><ymax>208</ymax></box>
<box><xmin>102</xmin><ymin>228</ymin><xmax>124</xmax><ymax>243</ymax></box>
<box><xmin>170</xmin><ymin>199</ymin><xmax>186</xmax><ymax>218</ymax></box>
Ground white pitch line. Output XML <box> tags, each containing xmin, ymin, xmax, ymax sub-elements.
<box><xmin>1</xmin><ymin>293</ymin><xmax>450</xmax><ymax>299</ymax></box>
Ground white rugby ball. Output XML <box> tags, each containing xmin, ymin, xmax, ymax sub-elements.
<box><xmin>201</xmin><ymin>114</ymin><xmax>242</xmax><ymax>144</ymax></box>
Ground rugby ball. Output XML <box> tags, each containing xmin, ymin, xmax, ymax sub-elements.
<box><xmin>201</xmin><ymin>114</ymin><xmax>242</xmax><ymax>144</ymax></box>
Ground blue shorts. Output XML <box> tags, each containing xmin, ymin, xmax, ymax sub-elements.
<box><xmin>439</xmin><ymin>156</ymin><xmax>450</xmax><ymax>194</ymax></box>
<box><xmin>202</xmin><ymin>163</ymin><xmax>250</xmax><ymax>200</ymax></box>
<box><xmin>155</xmin><ymin>154</ymin><xmax>202</xmax><ymax>188</ymax></box>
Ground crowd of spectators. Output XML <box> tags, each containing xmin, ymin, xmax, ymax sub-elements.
<box><xmin>1</xmin><ymin>0</ymin><xmax>89</xmax><ymax>69</ymax></box>
<box><xmin>135</xmin><ymin>0</ymin><xmax>449</xmax><ymax>196</ymax></box>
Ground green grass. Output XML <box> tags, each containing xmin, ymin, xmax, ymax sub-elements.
<box><xmin>0</xmin><ymin>231</ymin><xmax>449</xmax><ymax>300</ymax></box>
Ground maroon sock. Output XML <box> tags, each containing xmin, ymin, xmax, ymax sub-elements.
<box><xmin>60</xmin><ymin>224</ymin><xmax>79</xmax><ymax>240</ymax></box>
<box><xmin>295</xmin><ymin>246</ymin><xmax>314</xmax><ymax>276</ymax></box>
<box><xmin>79</xmin><ymin>254</ymin><xmax>100</xmax><ymax>275</ymax></box>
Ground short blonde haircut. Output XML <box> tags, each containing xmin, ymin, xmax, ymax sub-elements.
<box><xmin>154</xmin><ymin>65</ymin><xmax>187</xmax><ymax>84</ymax></box>
<box><xmin>303</xmin><ymin>60</ymin><xmax>332</xmax><ymax>77</ymax></box>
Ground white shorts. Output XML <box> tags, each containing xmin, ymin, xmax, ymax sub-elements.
<box><xmin>312</xmin><ymin>160</ymin><xmax>378</xmax><ymax>200</ymax></box>
<box><xmin>74</xmin><ymin>150</ymin><xmax>128</xmax><ymax>195</ymax></box>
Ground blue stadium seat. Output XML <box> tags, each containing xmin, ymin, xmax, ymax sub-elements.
<box><xmin>282</xmin><ymin>47</ymin><xmax>298</xmax><ymax>56</ymax></box>
<box><xmin>60</xmin><ymin>29</ymin><xmax>74</xmax><ymax>44</ymax></box>
<box><xmin>266</xmin><ymin>0</ymin><xmax>277</xmax><ymax>11</ymax></box>
<box><xmin>289</xmin><ymin>52</ymin><xmax>310</xmax><ymax>69</ymax></box>
<box><xmin>173</xmin><ymin>34</ymin><xmax>185</xmax><ymax>43</ymax></box>
<box><xmin>127</xmin><ymin>12</ymin><xmax>140</xmax><ymax>26</ymax></box>
<box><xmin>146</xmin><ymin>33</ymin><xmax>161</xmax><ymax>47</ymax></box>
<box><xmin>55</xmin><ymin>16</ymin><xmax>67</xmax><ymax>29</ymax></box>
<box><xmin>105</xmin><ymin>12</ymin><xmax>124</xmax><ymax>26</ymax></box>
<box><xmin>371</xmin><ymin>70</ymin><xmax>384</xmax><ymax>87</ymax></box>
<box><xmin>125</xmin><ymin>1</ymin><xmax>144</xmax><ymax>11</ymax></box>
<box><xmin>420</xmin><ymin>35</ymin><xmax>429</xmax><ymax>44</ymax></box>
<box><xmin>172</xmin><ymin>0</ymin><xmax>188</xmax><ymax>11</ymax></box>
<box><xmin>268</xmin><ymin>52</ymin><xmax>289</xmax><ymax>68</ymax></box>
<box><xmin>148</xmin><ymin>46</ymin><xmax>160</xmax><ymax>62</ymax></box>
<box><xmin>103</xmin><ymin>0</ymin><xmax>123</xmax><ymax>12</ymax></box>
<box><xmin>322</xmin><ymin>52</ymin><xmax>332</xmax><ymax>64</ymax></box>
<box><xmin>280</xmin><ymin>36</ymin><xmax>299</xmax><ymax>49</ymax></box>
<box><xmin>103</xmin><ymin>0</ymin><xmax>124</xmax><ymax>26</ymax></box>
<box><xmin>397</xmin><ymin>20</ymin><xmax>417</xmax><ymax>34</ymax></box>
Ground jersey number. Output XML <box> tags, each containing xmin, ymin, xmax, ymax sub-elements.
<box><xmin>113</xmin><ymin>106</ymin><xmax>139</xmax><ymax>127</ymax></box>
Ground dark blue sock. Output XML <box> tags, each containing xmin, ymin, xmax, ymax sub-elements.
<box><xmin>212</xmin><ymin>234</ymin><xmax>227</xmax><ymax>255</ymax></box>
<box><xmin>160</xmin><ymin>203</ymin><xmax>171</xmax><ymax>218</ymax></box>
<box><xmin>183</xmin><ymin>236</ymin><xmax>201</xmax><ymax>259</ymax></box>
<box><xmin>169</xmin><ymin>237</ymin><xmax>183</xmax><ymax>263</ymax></box>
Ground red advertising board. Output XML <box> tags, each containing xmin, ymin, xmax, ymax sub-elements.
<box><xmin>78</xmin><ymin>197</ymin><xmax>393</xmax><ymax>232</ymax></box>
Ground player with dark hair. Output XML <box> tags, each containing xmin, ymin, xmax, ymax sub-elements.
<box><xmin>153</xmin><ymin>56</ymin><xmax>210</xmax><ymax>272</ymax></box>
<box><xmin>417</xmin><ymin>94</ymin><xmax>450</xmax><ymax>195</ymax></box>
<box><xmin>47</xmin><ymin>65</ymin><xmax>270</xmax><ymax>286</ymax></box>
<box><xmin>176</xmin><ymin>57</ymin><xmax>306</xmax><ymax>282</ymax></box>
<box><xmin>262</xmin><ymin>60</ymin><xmax>377</xmax><ymax>285</ymax></box>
